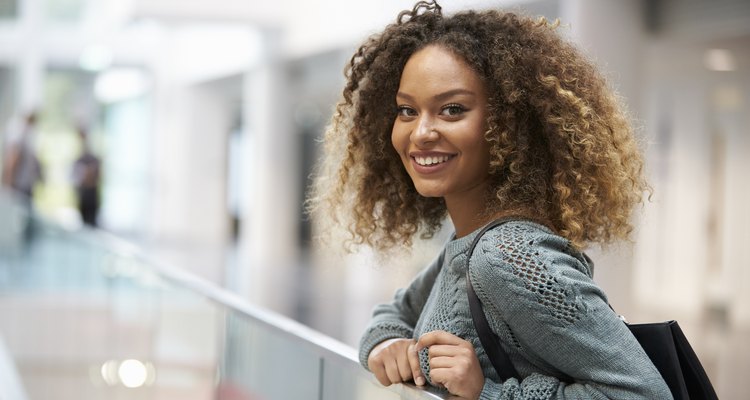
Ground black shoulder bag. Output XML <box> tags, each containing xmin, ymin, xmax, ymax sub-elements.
<box><xmin>465</xmin><ymin>218</ymin><xmax>719</xmax><ymax>400</ymax></box>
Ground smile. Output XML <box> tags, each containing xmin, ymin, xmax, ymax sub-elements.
<box><xmin>413</xmin><ymin>155</ymin><xmax>454</xmax><ymax>166</ymax></box>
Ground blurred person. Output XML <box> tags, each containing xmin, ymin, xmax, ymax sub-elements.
<box><xmin>309</xmin><ymin>1</ymin><xmax>670</xmax><ymax>399</ymax></box>
<box><xmin>1</xmin><ymin>110</ymin><xmax>43</xmax><ymax>203</ymax></box>
<box><xmin>1</xmin><ymin>110</ymin><xmax>43</xmax><ymax>249</ymax></box>
<box><xmin>71</xmin><ymin>125</ymin><xmax>101</xmax><ymax>227</ymax></box>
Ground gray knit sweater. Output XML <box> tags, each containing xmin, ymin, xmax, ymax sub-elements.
<box><xmin>359</xmin><ymin>220</ymin><xmax>672</xmax><ymax>399</ymax></box>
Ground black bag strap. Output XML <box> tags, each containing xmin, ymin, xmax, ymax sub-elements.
<box><xmin>465</xmin><ymin>217</ymin><xmax>521</xmax><ymax>381</ymax></box>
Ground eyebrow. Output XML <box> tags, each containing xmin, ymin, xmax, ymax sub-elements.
<box><xmin>396</xmin><ymin>88</ymin><xmax>477</xmax><ymax>102</ymax></box>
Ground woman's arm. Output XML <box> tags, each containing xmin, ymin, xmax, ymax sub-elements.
<box><xmin>359</xmin><ymin>251</ymin><xmax>445</xmax><ymax>370</ymax></box>
<box><xmin>471</xmin><ymin>226</ymin><xmax>672</xmax><ymax>399</ymax></box>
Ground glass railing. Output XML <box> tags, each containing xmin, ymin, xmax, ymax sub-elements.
<box><xmin>0</xmin><ymin>189</ymin><xmax>445</xmax><ymax>400</ymax></box>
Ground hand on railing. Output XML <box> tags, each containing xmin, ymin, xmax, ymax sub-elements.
<box><xmin>367</xmin><ymin>337</ymin><xmax>426</xmax><ymax>387</ymax></box>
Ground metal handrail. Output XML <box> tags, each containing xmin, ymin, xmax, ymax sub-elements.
<box><xmin>37</xmin><ymin>213</ymin><xmax>447</xmax><ymax>400</ymax></box>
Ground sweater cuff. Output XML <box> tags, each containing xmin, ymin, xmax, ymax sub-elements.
<box><xmin>479</xmin><ymin>377</ymin><xmax>520</xmax><ymax>400</ymax></box>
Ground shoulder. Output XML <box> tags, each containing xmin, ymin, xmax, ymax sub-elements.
<box><xmin>471</xmin><ymin>220</ymin><xmax>592</xmax><ymax>278</ymax></box>
<box><xmin>468</xmin><ymin>220</ymin><xmax>601</xmax><ymax>326</ymax></box>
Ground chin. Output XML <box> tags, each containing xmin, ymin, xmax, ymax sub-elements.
<box><xmin>414</xmin><ymin>187</ymin><xmax>444</xmax><ymax>198</ymax></box>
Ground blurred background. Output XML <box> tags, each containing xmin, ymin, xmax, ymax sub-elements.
<box><xmin>0</xmin><ymin>0</ymin><xmax>748</xmax><ymax>399</ymax></box>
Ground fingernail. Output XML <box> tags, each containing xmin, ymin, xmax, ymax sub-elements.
<box><xmin>415</xmin><ymin>376</ymin><xmax>425</xmax><ymax>386</ymax></box>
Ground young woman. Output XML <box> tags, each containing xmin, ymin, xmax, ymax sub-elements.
<box><xmin>310</xmin><ymin>1</ymin><xmax>671</xmax><ymax>398</ymax></box>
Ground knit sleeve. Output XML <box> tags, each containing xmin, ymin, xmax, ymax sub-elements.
<box><xmin>470</xmin><ymin>224</ymin><xmax>672</xmax><ymax>399</ymax></box>
<box><xmin>358</xmin><ymin>251</ymin><xmax>444</xmax><ymax>370</ymax></box>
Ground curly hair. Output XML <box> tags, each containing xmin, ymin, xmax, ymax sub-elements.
<box><xmin>309</xmin><ymin>0</ymin><xmax>649</xmax><ymax>251</ymax></box>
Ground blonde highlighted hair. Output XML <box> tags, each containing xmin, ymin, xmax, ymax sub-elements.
<box><xmin>309</xmin><ymin>1</ymin><xmax>649</xmax><ymax>251</ymax></box>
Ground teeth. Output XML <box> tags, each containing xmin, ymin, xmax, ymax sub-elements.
<box><xmin>415</xmin><ymin>155</ymin><xmax>451</xmax><ymax>166</ymax></box>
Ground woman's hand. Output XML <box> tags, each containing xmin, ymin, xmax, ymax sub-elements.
<box><xmin>367</xmin><ymin>338</ymin><xmax>425</xmax><ymax>387</ymax></box>
<box><xmin>417</xmin><ymin>331</ymin><xmax>484</xmax><ymax>400</ymax></box>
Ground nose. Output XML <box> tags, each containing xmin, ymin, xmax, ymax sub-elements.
<box><xmin>412</xmin><ymin>116</ymin><xmax>439</xmax><ymax>146</ymax></box>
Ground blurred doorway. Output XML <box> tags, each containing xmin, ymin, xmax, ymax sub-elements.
<box><xmin>636</xmin><ymin>15</ymin><xmax>750</xmax><ymax>399</ymax></box>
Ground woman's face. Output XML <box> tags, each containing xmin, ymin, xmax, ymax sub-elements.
<box><xmin>391</xmin><ymin>45</ymin><xmax>491</xmax><ymax>207</ymax></box>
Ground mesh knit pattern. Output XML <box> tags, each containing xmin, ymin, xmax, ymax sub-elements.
<box><xmin>413</xmin><ymin>265</ymin><xmax>468</xmax><ymax>385</ymax></box>
<box><xmin>418</xmin><ymin>348</ymin><xmax>430</xmax><ymax>382</ymax></box>
<box><xmin>481</xmin><ymin>374</ymin><xmax>558</xmax><ymax>400</ymax></box>
<box><xmin>360</xmin><ymin>220</ymin><xmax>673</xmax><ymax>400</ymax></box>
<box><xmin>488</xmin><ymin>374</ymin><xmax>558</xmax><ymax>400</ymax></box>
<box><xmin>517</xmin><ymin>374</ymin><xmax>558</xmax><ymax>399</ymax></box>
<box><xmin>495</xmin><ymin>224</ymin><xmax>581</xmax><ymax>326</ymax></box>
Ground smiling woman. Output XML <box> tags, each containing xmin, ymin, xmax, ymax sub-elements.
<box><xmin>392</xmin><ymin>45</ymin><xmax>491</xmax><ymax>237</ymax></box>
<box><xmin>307</xmin><ymin>1</ymin><xmax>667</xmax><ymax>399</ymax></box>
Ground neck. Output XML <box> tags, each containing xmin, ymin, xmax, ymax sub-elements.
<box><xmin>448</xmin><ymin>200</ymin><xmax>552</xmax><ymax>238</ymax></box>
<box><xmin>446</xmin><ymin>197</ymin><xmax>492</xmax><ymax>238</ymax></box>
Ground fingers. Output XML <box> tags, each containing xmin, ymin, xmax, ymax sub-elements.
<box><xmin>372</xmin><ymin>357</ymin><xmax>405</xmax><ymax>386</ymax></box>
<box><xmin>418</xmin><ymin>331</ymin><xmax>475</xmax><ymax>362</ymax></box>
<box><xmin>426</xmin><ymin>355</ymin><xmax>455</xmax><ymax>369</ymax></box>
<box><xmin>417</xmin><ymin>330</ymin><xmax>465</xmax><ymax>350</ymax></box>
<box><xmin>429</xmin><ymin>358</ymin><xmax>484</xmax><ymax>399</ymax></box>
<box><xmin>367</xmin><ymin>338</ymin><xmax>420</xmax><ymax>387</ymax></box>
<box><xmin>385</xmin><ymin>358</ymin><xmax>404</xmax><ymax>384</ymax></box>
<box><xmin>369</xmin><ymin>340</ymin><xmax>399</xmax><ymax>386</ymax></box>
<box><xmin>416</xmin><ymin>330</ymin><xmax>485</xmax><ymax>399</ymax></box>
<box><xmin>396</xmin><ymin>350</ymin><xmax>412</xmax><ymax>382</ymax></box>
<box><xmin>371</xmin><ymin>365</ymin><xmax>391</xmax><ymax>386</ymax></box>
<box><xmin>424</xmin><ymin>343</ymin><xmax>471</xmax><ymax>358</ymax></box>
<box><xmin>408</xmin><ymin>342</ymin><xmax>425</xmax><ymax>386</ymax></box>
<box><xmin>369</xmin><ymin>357</ymin><xmax>392</xmax><ymax>386</ymax></box>
<box><xmin>367</xmin><ymin>332</ymin><xmax>479</xmax><ymax>394</ymax></box>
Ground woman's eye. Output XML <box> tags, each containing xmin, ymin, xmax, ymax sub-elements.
<box><xmin>397</xmin><ymin>106</ymin><xmax>417</xmax><ymax>117</ymax></box>
<box><xmin>441</xmin><ymin>104</ymin><xmax>466</xmax><ymax>117</ymax></box>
